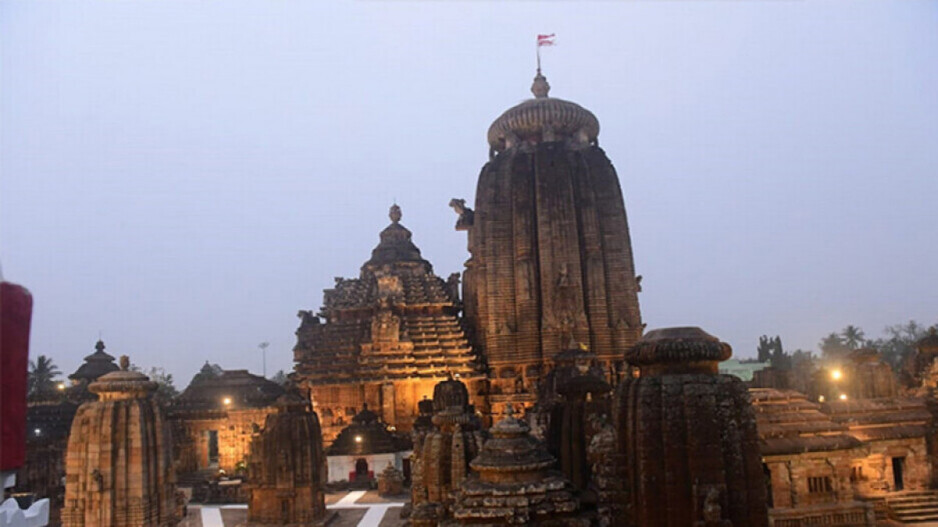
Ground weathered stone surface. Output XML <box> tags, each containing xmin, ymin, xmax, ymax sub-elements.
<box><xmin>63</xmin><ymin>356</ymin><xmax>176</xmax><ymax>526</ymax></box>
<box><xmin>613</xmin><ymin>328</ymin><xmax>768</xmax><ymax>527</ymax></box>
<box><xmin>461</xmin><ymin>73</ymin><xmax>642</xmax><ymax>420</ymax></box>
<box><xmin>245</xmin><ymin>392</ymin><xmax>326</xmax><ymax>526</ymax></box>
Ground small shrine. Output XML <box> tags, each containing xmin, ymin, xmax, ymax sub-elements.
<box><xmin>325</xmin><ymin>404</ymin><xmax>412</xmax><ymax>485</ymax></box>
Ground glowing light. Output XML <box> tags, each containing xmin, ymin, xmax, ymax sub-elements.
<box><xmin>839</xmin><ymin>393</ymin><xmax>848</xmax><ymax>401</ymax></box>
<box><xmin>354</xmin><ymin>435</ymin><xmax>363</xmax><ymax>443</ymax></box>
<box><xmin>57</xmin><ymin>382</ymin><xmax>66</xmax><ymax>391</ymax></box>
<box><xmin>34</xmin><ymin>428</ymin><xmax>41</xmax><ymax>436</ymax></box>
<box><xmin>818</xmin><ymin>396</ymin><xmax>825</xmax><ymax>403</ymax></box>
<box><xmin>222</xmin><ymin>397</ymin><xmax>232</xmax><ymax>406</ymax></box>
<box><xmin>831</xmin><ymin>369</ymin><xmax>843</xmax><ymax>381</ymax></box>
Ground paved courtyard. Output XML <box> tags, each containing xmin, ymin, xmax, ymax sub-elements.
<box><xmin>180</xmin><ymin>490</ymin><xmax>407</xmax><ymax>527</ymax></box>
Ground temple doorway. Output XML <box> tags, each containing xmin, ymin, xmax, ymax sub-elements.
<box><xmin>355</xmin><ymin>458</ymin><xmax>369</xmax><ymax>479</ymax></box>
<box><xmin>893</xmin><ymin>457</ymin><xmax>906</xmax><ymax>491</ymax></box>
<box><xmin>207</xmin><ymin>430</ymin><xmax>219</xmax><ymax>467</ymax></box>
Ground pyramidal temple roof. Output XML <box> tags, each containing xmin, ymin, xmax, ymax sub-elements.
<box><xmin>363</xmin><ymin>204</ymin><xmax>430</xmax><ymax>271</ymax></box>
<box><xmin>293</xmin><ymin>204</ymin><xmax>481</xmax><ymax>385</ymax></box>
<box><xmin>69</xmin><ymin>340</ymin><xmax>120</xmax><ymax>382</ymax></box>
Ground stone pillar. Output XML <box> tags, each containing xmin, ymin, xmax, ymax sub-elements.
<box><xmin>614</xmin><ymin>327</ymin><xmax>769</xmax><ymax>527</ymax></box>
<box><xmin>63</xmin><ymin>356</ymin><xmax>176</xmax><ymax>527</ymax></box>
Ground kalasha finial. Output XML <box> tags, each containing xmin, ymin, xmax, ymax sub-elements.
<box><xmin>95</xmin><ymin>339</ymin><xmax>106</xmax><ymax>352</ymax></box>
<box><xmin>119</xmin><ymin>355</ymin><xmax>130</xmax><ymax>371</ymax></box>
<box><xmin>389</xmin><ymin>204</ymin><xmax>402</xmax><ymax>223</ymax></box>
<box><xmin>531</xmin><ymin>71</ymin><xmax>550</xmax><ymax>99</ymax></box>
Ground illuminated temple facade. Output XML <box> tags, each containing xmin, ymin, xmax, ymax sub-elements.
<box><xmin>293</xmin><ymin>205</ymin><xmax>484</xmax><ymax>441</ymax></box>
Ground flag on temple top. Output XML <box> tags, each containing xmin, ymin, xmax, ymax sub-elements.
<box><xmin>537</xmin><ymin>34</ymin><xmax>556</xmax><ymax>47</ymax></box>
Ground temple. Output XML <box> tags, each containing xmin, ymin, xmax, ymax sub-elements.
<box><xmin>18</xmin><ymin>67</ymin><xmax>938</xmax><ymax>527</ymax></box>
<box><xmin>62</xmin><ymin>356</ymin><xmax>177</xmax><ymax>526</ymax></box>
<box><xmin>293</xmin><ymin>205</ymin><xmax>484</xmax><ymax>440</ymax></box>
<box><xmin>458</xmin><ymin>72</ymin><xmax>643</xmax><ymax>418</ymax></box>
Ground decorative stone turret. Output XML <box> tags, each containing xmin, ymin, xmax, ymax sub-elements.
<box><xmin>541</xmin><ymin>341</ymin><xmax>613</xmax><ymax>491</ymax></box>
<box><xmin>449</xmin><ymin>405</ymin><xmax>588</xmax><ymax>526</ymax></box>
<box><xmin>63</xmin><ymin>356</ymin><xmax>176</xmax><ymax>527</ymax></box>
<box><xmin>911</xmin><ymin>328</ymin><xmax>938</xmax><ymax>389</ymax></box>
<box><xmin>377</xmin><ymin>462</ymin><xmax>404</xmax><ymax>497</ymax></box>
<box><xmin>411</xmin><ymin>376</ymin><xmax>484</xmax><ymax>526</ymax></box>
<box><xmin>613</xmin><ymin>327</ymin><xmax>769</xmax><ymax>527</ymax></box>
<box><xmin>245</xmin><ymin>391</ymin><xmax>326</xmax><ymax>526</ymax></box>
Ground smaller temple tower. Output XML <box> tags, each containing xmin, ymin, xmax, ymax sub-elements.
<box><xmin>614</xmin><ymin>327</ymin><xmax>768</xmax><ymax>527</ymax></box>
<box><xmin>246</xmin><ymin>391</ymin><xmax>327</xmax><ymax>526</ymax></box>
<box><xmin>63</xmin><ymin>356</ymin><xmax>176</xmax><ymax>527</ymax></box>
<box><xmin>450</xmin><ymin>405</ymin><xmax>587</xmax><ymax>525</ymax></box>
<box><xmin>410</xmin><ymin>376</ymin><xmax>484</xmax><ymax>526</ymax></box>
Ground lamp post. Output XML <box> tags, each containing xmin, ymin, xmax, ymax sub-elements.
<box><xmin>258</xmin><ymin>341</ymin><xmax>269</xmax><ymax>378</ymax></box>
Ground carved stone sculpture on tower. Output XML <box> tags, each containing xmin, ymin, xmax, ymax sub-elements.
<box><xmin>62</xmin><ymin>356</ymin><xmax>177</xmax><ymax>527</ymax></box>
<box><xmin>613</xmin><ymin>327</ymin><xmax>769</xmax><ymax>527</ymax></box>
<box><xmin>461</xmin><ymin>72</ymin><xmax>643</xmax><ymax>419</ymax></box>
<box><xmin>245</xmin><ymin>391</ymin><xmax>327</xmax><ymax>526</ymax></box>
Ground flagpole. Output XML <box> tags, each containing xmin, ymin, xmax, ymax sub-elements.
<box><xmin>536</xmin><ymin>39</ymin><xmax>541</xmax><ymax>74</ymax></box>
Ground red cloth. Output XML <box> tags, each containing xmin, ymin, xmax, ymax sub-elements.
<box><xmin>0</xmin><ymin>281</ymin><xmax>33</xmax><ymax>471</ymax></box>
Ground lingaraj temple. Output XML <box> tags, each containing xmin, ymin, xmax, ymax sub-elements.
<box><xmin>10</xmin><ymin>69</ymin><xmax>938</xmax><ymax>527</ymax></box>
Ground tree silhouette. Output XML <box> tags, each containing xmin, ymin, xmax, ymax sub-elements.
<box><xmin>841</xmin><ymin>325</ymin><xmax>866</xmax><ymax>350</ymax></box>
<box><xmin>819</xmin><ymin>333</ymin><xmax>850</xmax><ymax>359</ymax></box>
<box><xmin>28</xmin><ymin>355</ymin><xmax>61</xmax><ymax>400</ymax></box>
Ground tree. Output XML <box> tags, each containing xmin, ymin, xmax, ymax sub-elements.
<box><xmin>756</xmin><ymin>335</ymin><xmax>790</xmax><ymax>369</ymax></box>
<box><xmin>27</xmin><ymin>355</ymin><xmax>62</xmax><ymax>401</ymax></box>
<box><xmin>841</xmin><ymin>325</ymin><xmax>866</xmax><ymax>350</ymax></box>
<box><xmin>819</xmin><ymin>333</ymin><xmax>850</xmax><ymax>359</ymax></box>
<box><xmin>270</xmin><ymin>370</ymin><xmax>289</xmax><ymax>386</ymax></box>
<box><xmin>867</xmin><ymin>320</ymin><xmax>930</xmax><ymax>370</ymax></box>
<box><xmin>147</xmin><ymin>367</ymin><xmax>179</xmax><ymax>402</ymax></box>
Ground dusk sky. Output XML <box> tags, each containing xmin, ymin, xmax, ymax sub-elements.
<box><xmin>2</xmin><ymin>1</ymin><xmax>936</xmax><ymax>386</ymax></box>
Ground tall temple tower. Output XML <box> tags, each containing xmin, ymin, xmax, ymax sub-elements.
<box><xmin>458</xmin><ymin>72</ymin><xmax>643</xmax><ymax>415</ymax></box>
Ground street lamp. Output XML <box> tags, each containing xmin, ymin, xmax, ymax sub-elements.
<box><xmin>223</xmin><ymin>397</ymin><xmax>232</xmax><ymax>406</ymax></box>
<box><xmin>258</xmin><ymin>341</ymin><xmax>270</xmax><ymax>378</ymax></box>
<box><xmin>831</xmin><ymin>369</ymin><xmax>843</xmax><ymax>381</ymax></box>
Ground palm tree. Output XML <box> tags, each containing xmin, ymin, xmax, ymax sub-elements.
<box><xmin>28</xmin><ymin>355</ymin><xmax>61</xmax><ymax>400</ymax></box>
<box><xmin>841</xmin><ymin>325</ymin><xmax>866</xmax><ymax>350</ymax></box>
<box><xmin>819</xmin><ymin>333</ymin><xmax>847</xmax><ymax>359</ymax></box>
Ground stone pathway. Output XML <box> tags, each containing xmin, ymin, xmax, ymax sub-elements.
<box><xmin>189</xmin><ymin>491</ymin><xmax>404</xmax><ymax>527</ymax></box>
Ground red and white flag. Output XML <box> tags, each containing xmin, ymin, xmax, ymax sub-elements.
<box><xmin>537</xmin><ymin>34</ymin><xmax>556</xmax><ymax>47</ymax></box>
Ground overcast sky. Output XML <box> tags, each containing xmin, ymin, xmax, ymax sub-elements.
<box><xmin>2</xmin><ymin>0</ymin><xmax>936</xmax><ymax>386</ymax></box>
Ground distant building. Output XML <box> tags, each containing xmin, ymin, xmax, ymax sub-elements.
<box><xmin>719</xmin><ymin>358</ymin><xmax>769</xmax><ymax>381</ymax></box>
<box><xmin>169</xmin><ymin>364</ymin><xmax>284</xmax><ymax>475</ymax></box>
